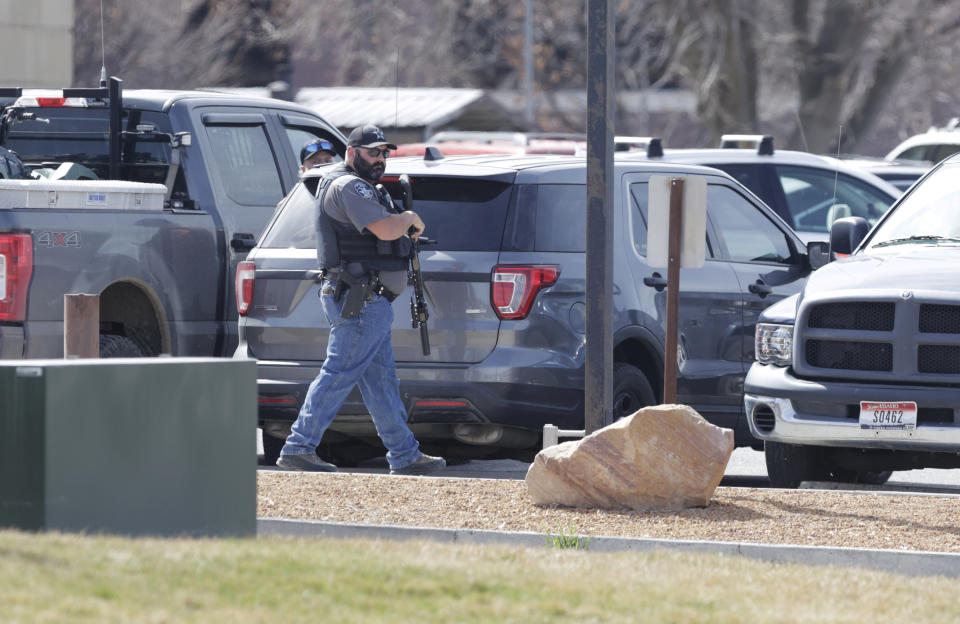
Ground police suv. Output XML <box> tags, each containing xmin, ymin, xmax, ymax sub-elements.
<box><xmin>237</xmin><ymin>152</ymin><xmax>827</xmax><ymax>464</ymax></box>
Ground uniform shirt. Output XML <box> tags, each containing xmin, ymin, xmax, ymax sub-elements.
<box><xmin>324</xmin><ymin>170</ymin><xmax>408</xmax><ymax>295</ymax></box>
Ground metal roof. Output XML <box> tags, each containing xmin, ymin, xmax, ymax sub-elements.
<box><xmin>294</xmin><ymin>87</ymin><xmax>521</xmax><ymax>133</ymax></box>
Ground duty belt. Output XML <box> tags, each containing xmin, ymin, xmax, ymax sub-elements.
<box><xmin>321</xmin><ymin>269</ymin><xmax>398</xmax><ymax>310</ymax></box>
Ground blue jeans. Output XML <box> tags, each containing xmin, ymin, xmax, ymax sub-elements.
<box><xmin>282</xmin><ymin>290</ymin><xmax>421</xmax><ymax>470</ymax></box>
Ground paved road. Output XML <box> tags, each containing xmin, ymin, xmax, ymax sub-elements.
<box><xmin>258</xmin><ymin>430</ymin><xmax>960</xmax><ymax>492</ymax></box>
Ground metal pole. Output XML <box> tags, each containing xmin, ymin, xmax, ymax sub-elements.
<box><xmin>663</xmin><ymin>178</ymin><xmax>684</xmax><ymax>403</ymax></box>
<box><xmin>524</xmin><ymin>0</ymin><xmax>534</xmax><ymax>127</ymax></box>
<box><xmin>64</xmin><ymin>294</ymin><xmax>99</xmax><ymax>358</ymax></box>
<box><xmin>108</xmin><ymin>77</ymin><xmax>122</xmax><ymax>180</ymax></box>
<box><xmin>585</xmin><ymin>0</ymin><xmax>615</xmax><ymax>434</ymax></box>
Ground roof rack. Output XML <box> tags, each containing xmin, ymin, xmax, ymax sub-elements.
<box><xmin>720</xmin><ymin>134</ymin><xmax>774</xmax><ymax>155</ymax></box>
<box><xmin>1</xmin><ymin>77</ymin><xmax>124</xmax><ymax>179</ymax></box>
<box><xmin>614</xmin><ymin>136</ymin><xmax>663</xmax><ymax>158</ymax></box>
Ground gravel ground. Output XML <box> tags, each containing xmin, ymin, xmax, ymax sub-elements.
<box><xmin>257</xmin><ymin>471</ymin><xmax>960</xmax><ymax>553</ymax></box>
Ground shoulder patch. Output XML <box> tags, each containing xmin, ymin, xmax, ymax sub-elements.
<box><xmin>353</xmin><ymin>181</ymin><xmax>374</xmax><ymax>200</ymax></box>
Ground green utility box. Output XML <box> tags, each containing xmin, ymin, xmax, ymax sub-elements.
<box><xmin>0</xmin><ymin>357</ymin><xmax>257</xmax><ymax>537</ymax></box>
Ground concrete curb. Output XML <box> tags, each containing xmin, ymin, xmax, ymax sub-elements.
<box><xmin>257</xmin><ymin>517</ymin><xmax>960</xmax><ymax>578</ymax></box>
<box><xmin>257</xmin><ymin>518</ymin><xmax>960</xmax><ymax>577</ymax></box>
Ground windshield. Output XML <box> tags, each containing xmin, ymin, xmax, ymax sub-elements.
<box><xmin>866</xmin><ymin>162</ymin><xmax>960</xmax><ymax>249</ymax></box>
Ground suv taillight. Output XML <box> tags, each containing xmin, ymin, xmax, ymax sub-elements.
<box><xmin>491</xmin><ymin>265</ymin><xmax>559</xmax><ymax>320</ymax></box>
<box><xmin>236</xmin><ymin>260</ymin><xmax>255</xmax><ymax>315</ymax></box>
<box><xmin>0</xmin><ymin>234</ymin><xmax>34</xmax><ymax>322</ymax></box>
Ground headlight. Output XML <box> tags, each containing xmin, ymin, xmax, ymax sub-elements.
<box><xmin>755</xmin><ymin>323</ymin><xmax>793</xmax><ymax>366</ymax></box>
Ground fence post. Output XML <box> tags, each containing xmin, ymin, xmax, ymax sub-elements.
<box><xmin>64</xmin><ymin>294</ymin><xmax>99</xmax><ymax>358</ymax></box>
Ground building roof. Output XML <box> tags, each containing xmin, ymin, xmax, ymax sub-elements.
<box><xmin>294</xmin><ymin>87</ymin><xmax>522</xmax><ymax>134</ymax></box>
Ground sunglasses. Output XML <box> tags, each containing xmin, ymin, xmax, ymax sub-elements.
<box><xmin>305</xmin><ymin>140</ymin><xmax>334</xmax><ymax>156</ymax></box>
<box><xmin>364</xmin><ymin>147</ymin><xmax>391</xmax><ymax>159</ymax></box>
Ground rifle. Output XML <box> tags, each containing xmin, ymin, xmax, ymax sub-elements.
<box><xmin>399</xmin><ymin>174</ymin><xmax>431</xmax><ymax>356</ymax></box>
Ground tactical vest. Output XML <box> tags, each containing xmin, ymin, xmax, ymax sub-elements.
<box><xmin>312</xmin><ymin>165</ymin><xmax>411</xmax><ymax>272</ymax></box>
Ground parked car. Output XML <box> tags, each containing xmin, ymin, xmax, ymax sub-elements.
<box><xmin>836</xmin><ymin>156</ymin><xmax>930</xmax><ymax>192</ymax></box>
<box><xmin>236</xmin><ymin>153</ymin><xmax>827</xmax><ymax>464</ymax></box>
<box><xmin>0</xmin><ymin>78</ymin><xmax>345</xmax><ymax>359</ymax></box>
<box><xmin>618</xmin><ymin>136</ymin><xmax>901</xmax><ymax>243</ymax></box>
<box><xmin>745</xmin><ymin>151</ymin><xmax>960</xmax><ymax>487</ymax></box>
<box><xmin>885</xmin><ymin>119</ymin><xmax>960</xmax><ymax>164</ymax></box>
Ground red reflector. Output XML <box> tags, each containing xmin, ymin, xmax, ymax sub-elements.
<box><xmin>235</xmin><ymin>260</ymin><xmax>255</xmax><ymax>315</ymax></box>
<box><xmin>258</xmin><ymin>397</ymin><xmax>297</xmax><ymax>405</ymax></box>
<box><xmin>36</xmin><ymin>97</ymin><xmax>66</xmax><ymax>107</ymax></box>
<box><xmin>0</xmin><ymin>234</ymin><xmax>34</xmax><ymax>322</ymax></box>
<box><xmin>414</xmin><ymin>400</ymin><xmax>470</xmax><ymax>407</ymax></box>
<box><xmin>491</xmin><ymin>265</ymin><xmax>559</xmax><ymax>320</ymax></box>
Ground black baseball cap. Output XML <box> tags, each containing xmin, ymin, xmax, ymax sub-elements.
<box><xmin>347</xmin><ymin>124</ymin><xmax>397</xmax><ymax>150</ymax></box>
<box><xmin>300</xmin><ymin>138</ymin><xmax>336</xmax><ymax>164</ymax></box>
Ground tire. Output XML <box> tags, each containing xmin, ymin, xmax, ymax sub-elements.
<box><xmin>828</xmin><ymin>468</ymin><xmax>893</xmax><ymax>486</ymax></box>
<box><xmin>764</xmin><ymin>440</ymin><xmax>830</xmax><ymax>488</ymax></box>
<box><xmin>612</xmin><ymin>362</ymin><xmax>656</xmax><ymax>421</ymax></box>
<box><xmin>856</xmin><ymin>470</ymin><xmax>893</xmax><ymax>486</ymax></box>
<box><xmin>98</xmin><ymin>334</ymin><xmax>145</xmax><ymax>358</ymax></box>
<box><xmin>261</xmin><ymin>432</ymin><xmax>285</xmax><ymax>466</ymax></box>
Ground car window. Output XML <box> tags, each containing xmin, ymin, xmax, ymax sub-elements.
<box><xmin>867</xmin><ymin>162</ymin><xmax>960</xmax><ymax>247</ymax></box>
<box><xmin>929</xmin><ymin>144</ymin><xmax>960</xmax><ymax>164</ymax></box>
<box><xmin>708</xmin><ymin>185</ymin><xmax>793</xmax><ymax>264</ymax></box>
<box><xmin>504</xmin><ymin>184</ymin><xmax>585</xmax><ymax>252</ymax></box>
<box><xmin>4</xmin><ymin>108</ymin><xmax>174</xmax><ymax>185</ymax></box>
<box><xmin>628</xmin><ymin>182</ymin><xmax>714</xmax><ymax>259</ymax></box>
<box><xmin>204</xmin><ymin>124</ymin><xmax>283</xmax><ymax>206</ymax></box>
<box><xmin>774</xmin><ymin>165</ymin><xmax>893</xmax><ymax>233</ymax></box>
<box><xmin>262</xmin><ymin>176</ymin><xmax>513</xmax><ymax>251</ymax></box>
<box><xmin>629</xmin><ymin>184</ymin><xmax>650</xmax><ymax>256</ymax></box>
<box><xmin>894</xmin><ymin>146</ymin><xmax>930</xmax><ymax>162</ymax></box>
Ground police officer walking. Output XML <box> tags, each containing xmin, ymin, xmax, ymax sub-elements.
<box><xmin>276</xmin><ymin>125</ymin><xmax>446</xmax><ymax>475</ymax></box>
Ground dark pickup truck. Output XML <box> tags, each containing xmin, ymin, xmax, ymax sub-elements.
<box><xmin>0</xmin><ymin>77</ymin><xmax>345</xmax><ymax>358</ymax></box>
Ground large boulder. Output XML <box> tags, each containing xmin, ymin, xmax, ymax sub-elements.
<box><xmin>525</xmin><ymin>404</ymin><xmax>734</xmax><ymax>510</ymax></box>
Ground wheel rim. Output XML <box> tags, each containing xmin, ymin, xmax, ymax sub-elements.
<box><xmin>613</xmin><ymin>388</ymin><xmax>641</xmax><ymax>419</ymax></box>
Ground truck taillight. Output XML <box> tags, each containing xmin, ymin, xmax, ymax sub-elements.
<box><xmin>13</xmin><ymin>95</ymin><xmax>87</xmax><ymax>108</ymax></box>
<box><xmin>0</xmin><ymin>234</ymin><xmax>34</xmax><ymax>322</ymax></box>
<box><xmin>236</xmin><ymin>260</ymin><xmax>255</xmax><ymax>315</ymax></box>
<box><xmin>491</xmin><ymin>265</ymin><xmax>559</xmax><ymax>320</ymax></box>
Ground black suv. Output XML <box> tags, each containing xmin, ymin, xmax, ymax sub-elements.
<box><xmin>236</xmin><ymin>154</ymin><xmax>825</xmax><ymax>463</ymax></box>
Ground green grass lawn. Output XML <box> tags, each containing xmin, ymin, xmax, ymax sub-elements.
<box><xmin>2</xmin><ymin>529</ymin><xmax>958</xmax><ymax>623</ymax></box>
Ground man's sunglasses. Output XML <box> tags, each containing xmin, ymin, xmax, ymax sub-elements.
<box><xmin>364</xmin><ymin>147</ymin><xmax>391</xmax><ymax>159</ymax></box>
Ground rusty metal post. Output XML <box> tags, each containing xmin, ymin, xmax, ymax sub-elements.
<box><xmin>64</xmin><ymin>294</ymin><xmax>99</xmax><ymax>358</ymax></box>
<box><xmin>584</xmin><ymin>0</ymin><xmax>615</xmax><ymax>434</ymax></box>
<box><xmin>663</xmin><ymin>178</ymin><xmax>684</xmax><ymax>404</ymax></box>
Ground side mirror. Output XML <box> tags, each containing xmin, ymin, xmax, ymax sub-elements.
<box><xmin>829</xmin><ymin>216</ymin><xmax>870</xmax><ymax>257</ymax></box>
<box><xmin>172</xmin><ymin>131</ymin><xmax>192</xmax><ymax>148</ymax></box>
<box><xmin>806</xmin><ymin>240</ymin><xmax>830</xmax><ymax>270</ymax></box>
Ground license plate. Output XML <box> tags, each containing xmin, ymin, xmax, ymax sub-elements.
<box><xmin>859</xmin><ymin>401</ymin><xmax>917</xmax><ymax>430</ymax></box>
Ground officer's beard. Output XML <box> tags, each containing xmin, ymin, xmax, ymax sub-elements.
<box><xmin>351</xmin><ymin>152</ymin><xmax>384</xmax><ymax>182</ymax></box>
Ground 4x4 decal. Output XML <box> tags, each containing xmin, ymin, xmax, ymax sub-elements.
<box><xmin>36</xmin><ymin>231</ymin><xmax>80</xmax><ymax>248</ymax></box>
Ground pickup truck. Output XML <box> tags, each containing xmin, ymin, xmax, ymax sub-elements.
<box><xmin>745</xmin><ymin>153</ymin><xmax>960</xmax><ymax>487</ymax></box>
<box><xmin>0</xmin><ymin>77</ymin><xmax>345</xmax><ymax>358</ymax></box>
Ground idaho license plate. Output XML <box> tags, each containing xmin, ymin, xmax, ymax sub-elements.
<box><xmin>859</xmin><ymin>401</ymin><xmax>917</xmax><ymax>430</ymax></box>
